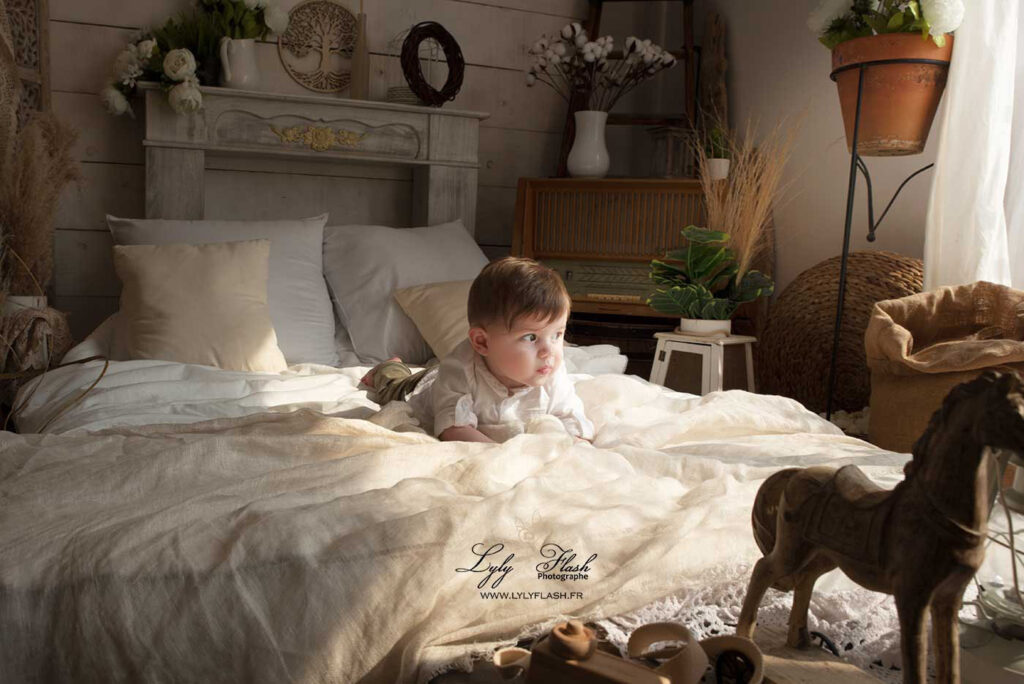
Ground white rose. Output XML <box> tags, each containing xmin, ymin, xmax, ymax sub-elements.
<box><xmin>807</xmin><ymin>0</ymin><xmax>854</xmax><ymax>35</ymax></box>
<box><xmin>101</xmin><ymin>84</ymin><xmax>131</xmax><ymax>116</ymax></box>
<box><xmin>920</xmin><ymin>0</ymin><xmax>964</xmax><ymax>36</ymax></box>
<box><xmin>135</xmin><ymin>39</ymin><xmax>157</xmax><ymax>62</ymax></box>
<box><xmin>263</xmin><ymin>4</ymin><xmax>289</xmax><ymax>34</ymax></box>
<box><xmin>168</xmin><ymin>77</ymin><xmax>202</xmax><ymax>114</ymax></box>
<box><xmin>163</xmin><ymin>48</ymin><xmax>196</xmax><ymax>82</ymax></box>
<box><xmin>574</xmin><ymin>34</ymin><xmax>587</xmax><ymax>48</ymax></box>
<box><xmin>560</xmin><ymin>24</ymin><xmax>573</xmax><ymax>39</ymax></box>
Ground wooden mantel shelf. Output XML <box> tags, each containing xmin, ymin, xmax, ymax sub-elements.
<box><xmin>140</xmin><ymin>83</ymin><xmax>489</xmax><ymax>234</ymax></box>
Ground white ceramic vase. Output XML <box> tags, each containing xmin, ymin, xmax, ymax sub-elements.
<box><xmin>706</xmin><ymin>158</ymin><xmax>730</xmax><ymax>180</ymax></box>
<box><xmin>678</xmin><ymin>317</ymin><xmax>731</xmax><ymax>337</ymax></box>
<box><xmin>567</xmin><ymin>110</ymin><xmax>610</xmax><ymax>178</ymax></box>
<box><xmin>219</xmin><ymin>37</ymin><xmax>260</xmax><ymax>90</ymax></box>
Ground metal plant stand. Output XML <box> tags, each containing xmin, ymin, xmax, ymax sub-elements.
<box><xmin>824</xmin><ymin>58</ymin><xmax>944</xmax><ymax>420</ymax></box>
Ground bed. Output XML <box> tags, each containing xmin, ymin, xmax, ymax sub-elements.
<box><xmin>1</xmin><ymin>343</ymin><xmax>913</xmax><ymax>682</ymax></box>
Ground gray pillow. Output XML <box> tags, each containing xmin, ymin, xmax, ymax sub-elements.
<box><xmin>323</xmin><ymin>220</ymin><xmax>488</xmax><ymax>364</ymax></box>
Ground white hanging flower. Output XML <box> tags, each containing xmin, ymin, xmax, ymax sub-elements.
<box><xmin>807</xmin><ymin>0</ymin><xmax>854</xmax><ymax>35</ymax></box>
<box><xmin>575</xmin><ymin>33</ymin><xmax>587</xmax><ymax>48</ymax></box>
<box><xmin>661</xmin><ymin>52</ymin><xmax>676</xmax><ymax>66</ymax></box>
<box><xmin>920</xmin><ymin>0</ymin><xmax>964</xmax><ymax>36</ymax></box>
<box><xmin>101</xmin><ymin>84</ymin><xmax>131</xmax><ymax>116</ymax></box>
<box><xmin>113</xmin><ymin>46</ymin><xmax>142</xmax><ymax>86</ymax></box>
<box><xmin>550</xmin><ymin>53</ymin><xmax>561</xmax><ymax>64</ymax></box>
<box><xmin>560</xmin><ymin>24</ymin><xmax>573</xmax><ymax>39</ymax></box>
<box><xmin>263</xmin><ymin>4</ymin><xmax>290</xmax><ymax>34</ymax></box>
<box><xmin>526</xmin><ymin>72</ymin><xmax>537</xmax><ymax>86</ymax></box>
<box><xmin>552</xmin><ymin>42</ymin><xmax>566</xmax><ymax>56</ymax></box>
<box><xmin>163</xmin><ymin>48</ymin><xmax>196</xmax><ymax>82</ymax></box>
<box><xmin>168</xmin><ymin>77</ymin><xmax>202</xmax><ymax>114</ymax></box>
<box><xmin>583</xmin><ymin>50</ymin><xmax>596</xmax><ymax>63</ymax></box>
<box><xmin>135</xmin><ymin>39</ymin><xmax>157</xmax><ymax>62</ymax></box>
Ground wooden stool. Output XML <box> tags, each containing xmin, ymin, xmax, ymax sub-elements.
<box><xmin>649</xmin><ymin>331</ymin><xmax>756</xmax><ymax>395</ymax></box>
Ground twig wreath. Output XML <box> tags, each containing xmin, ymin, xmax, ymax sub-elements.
<box><xmin>400</xmin><ymin>21</ymin><xmax>465</xmax><ymax>107</ymax></box>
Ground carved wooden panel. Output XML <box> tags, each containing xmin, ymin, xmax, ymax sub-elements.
<box><xmin>278</xmin><ymin>0</ymin><xmax>357</xmax><ymax>93</ymax></box>
<box><xmin>6</xmin><ymin>0</ymin><xmax>49</xmax><ymax>125</ymax></box>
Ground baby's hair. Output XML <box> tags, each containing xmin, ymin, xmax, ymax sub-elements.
<box><xmin>468</xmin><ymin>257</ymin><xmax>571</xmax><ymax>330</ymax></box>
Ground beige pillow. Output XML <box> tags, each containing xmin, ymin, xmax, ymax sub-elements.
<box><xmin>112</xmin><ymin>240</ymin><xmax>288</xmax><ymax>373</ymax></box>
<box><xmin>393</xmin><ymin>280</ymin><xmax>473</xmax><ymax>359</ymax></box>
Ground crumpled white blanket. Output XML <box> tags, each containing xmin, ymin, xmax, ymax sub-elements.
<box><xmin>0</xmin><ymin>370</ymin><xmax>908</xmax><ymax>684</ymax></box>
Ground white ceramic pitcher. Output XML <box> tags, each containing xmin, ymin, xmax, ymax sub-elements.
<box><xmin>219</xmin><ymin>37</ymin><xmax>260</xmax><ymax>90</ymax></box>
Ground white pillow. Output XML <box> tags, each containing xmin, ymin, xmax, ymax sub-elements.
<box><xmin>107</xmin><ymin>214</ymin><xmax>337</xmax><ymax>366</ymax></box>
<box><xmin>323</xmin><ymin>220</ymin><xmax>488</xmax><ymax>364</ymax></box>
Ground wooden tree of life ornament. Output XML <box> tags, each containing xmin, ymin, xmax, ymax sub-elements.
<box><xmin>277</xmin><ymin>0</ymin><xmax>357</xmax><ymax>93</ymax></box>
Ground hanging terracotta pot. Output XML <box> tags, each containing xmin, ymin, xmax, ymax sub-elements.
<box><xmin>831</xmin><ymin>33</ymin><xmax>953</xmax><ymax>157</ymax></box>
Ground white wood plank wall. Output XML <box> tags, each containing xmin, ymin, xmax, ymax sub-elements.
<box><xmin>49</xmin><ymin>0</ymin><xmax>589</xmax><ymax>340</ymax></box>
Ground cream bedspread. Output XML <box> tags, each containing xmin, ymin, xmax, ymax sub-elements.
<box><xmin>0</xmin><ymin>373</ymin><xmax>906</xmax><ymax>683</ymax></box>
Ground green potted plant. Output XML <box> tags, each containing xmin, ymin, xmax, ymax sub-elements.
<box><xmin>809</xmin><ymin>0</ymin><xmax>963</xmax><ymax>156</ymax></box>
<box><xmin>647</xmin><ymin>225</ymin><xmax>774</xmax><ymax>336</ymax></box>
<box><xmin>704</xmin><ymin>125</ymin><xmax>730</xmax><ymax>180</ymax></box>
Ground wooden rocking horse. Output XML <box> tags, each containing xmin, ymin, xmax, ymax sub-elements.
<box><xmin>736</xmin><ymin>370</ymin><xmax>1024</xmax><ymax>684</ymax></box>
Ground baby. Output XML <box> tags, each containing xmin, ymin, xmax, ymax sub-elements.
<box><xmin>362</xmin><ymin>256</ymin><xmax>594</xmax><ymax>443</ymax></box>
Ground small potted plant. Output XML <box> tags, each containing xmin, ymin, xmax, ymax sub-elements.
<box><xmin>704</xmin><ymin>125</ymin><xmax>730</xmax><ymax>180</ymax></box>
<box><xmin>809</xmin><ymin>0</ymin><xmax>965</xmax><ymax>156</ymax></box>
<box><xmin>647</xmin><ymin>225</ymin><xmax>774</xmax><ymax>336</ymax></box>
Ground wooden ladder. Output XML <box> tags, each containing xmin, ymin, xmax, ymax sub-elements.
<box><xmin>556</xmin><ymin>0</ymin><xmax>698</xmax><ymax>176</ymax></box>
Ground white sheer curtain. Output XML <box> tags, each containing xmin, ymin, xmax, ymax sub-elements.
<box><xmin>923</xmin><ymin>0</ymin><xmax>1023</xmax><ymax>290</ymax></box>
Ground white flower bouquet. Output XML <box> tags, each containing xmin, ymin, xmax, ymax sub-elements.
<box><xmin>101</xmin><ymin>0</ymin><xmax>290</xmax><ymax>117</ymax></box>
<box><xmin>525</xmin><ymin>23</ymin><xmax>676</xmax><ymax>112</ymax></box>
<box><xmin>809</xmin><ymin>0</ymin><xmax>964</xmax><ymax>49</ymax></box>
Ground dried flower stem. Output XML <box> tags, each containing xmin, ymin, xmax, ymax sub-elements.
<box><xmin>0</xmin><ymin>112</ymin><xmax>80</xmax><ymax>295</ymax></box>
<box><xmin>696</xmin><ymin>117</ymin><xmax>798</xmax><ymax>282</ymax></box>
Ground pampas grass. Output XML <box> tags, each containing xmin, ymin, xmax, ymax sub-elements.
<box><xmin>0</xmin><ymin>112</ymin><xmax>80</xmax><ymax>296</ymax></box>
<box><xmin>696</xmin><ymin>118</ymin><xmax>797</xmax><ymax>281</ymax></box>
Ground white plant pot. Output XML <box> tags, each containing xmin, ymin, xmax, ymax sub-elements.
<box><xmin>219</xmin><ymin>37</ymin><xmax>260</xmax><ymax>90</ymax></box>
<box><xmin>706</xmin><ymin>158</ymin><xmax>730</xmax><ymax>180</ymax></box>
<box><xmin>678</xmin><ymin>317</ymin><xmax>731</xmax><ymax>337</ymax></box>
<box><xmin>2</xmin><ymin>295</ymin><xmax>47</xmax><ymax>316</ymax></box>
<box><xmin>567</xmin><ymin>110</ymin><xmax>610</xmax><ymax>178</ymax></box>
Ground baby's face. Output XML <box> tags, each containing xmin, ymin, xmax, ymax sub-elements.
<box><xmin>478</xmin><ymin>312</ymin><xmax>568</xmax><ymax>389</ymax></box>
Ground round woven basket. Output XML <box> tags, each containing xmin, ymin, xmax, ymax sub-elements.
<box><xmin>758</xmin><ymin>250</ymin><xmax>922</xmax><ymax>413</ymax></box>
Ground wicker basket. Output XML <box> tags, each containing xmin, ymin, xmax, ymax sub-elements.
<box><xmin>758</xmin><ymin>250</ymin><xmax>922</xmax><ymax>413</ymax></box>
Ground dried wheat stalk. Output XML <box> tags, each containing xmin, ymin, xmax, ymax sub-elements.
<box><xmin>696</xmin><ymin>118</ymin><xmax>797</xmax><ymax>281</ymax></box>
<box><xmin>0</xmin><ymin>112</ymin><xmax>80</xmax><ymax>295</ymax></box>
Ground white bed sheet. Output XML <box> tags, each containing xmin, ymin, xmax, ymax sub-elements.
<box><xmin>17</xmin><ymin>324</ymin><xmax>626</xmax><ymax>435</ymax></box>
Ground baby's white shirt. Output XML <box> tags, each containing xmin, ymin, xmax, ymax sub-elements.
<box><xmin>406</xmin><ymin>339</ymin><xmax>594</xmax><ymax>442</ymax></box>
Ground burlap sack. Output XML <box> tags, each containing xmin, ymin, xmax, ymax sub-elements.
<box><xmin>865</xmin><ymin>281</ymin><xmax>1024</xmax><ymax>453</ymax></box>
